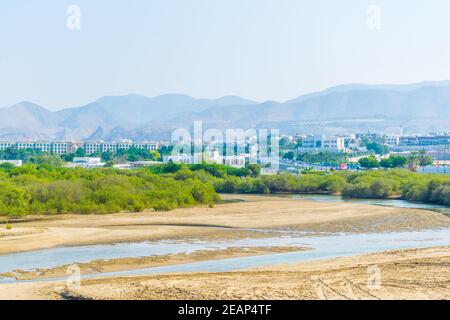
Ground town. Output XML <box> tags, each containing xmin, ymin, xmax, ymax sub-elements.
<box><xmin>0</xmin><ymin>132</ymin><xmax>448</xmax><ymax>174</ymax></box>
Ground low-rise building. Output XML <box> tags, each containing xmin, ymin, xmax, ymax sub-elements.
<box><xmin>52</xmin><ymin>142</ymin><xmax>70</xmax><ymax>155</ymax></box>
<box><xmin>67</xmin><ymin>157</ymin><xmax>105</xmax><ymax>168</ymax></box>
<box><xmin>385</xmin><ymin>136</ymin><xmax>400</xmax><ymax>146</ymax></box>
<box><xmin>163</xmin><ymin>150</ymin><xmax>247</xmax><ymax>168</ymax></box>
<box><xmin>222</xmin><ymin>155</ymin><xmax>246</xmax><ymax>168</ymax></box>
<box><xmin>113</xmin><ymin>161</ymin><xmax>162</xmax><ymax>169</ymax></box>
<box><xmin>0</xmin><ymin>141</ymin><xmax>74</xmax><ymax>154</ymax></box>
<box><xmin>400</xmin><ymin>135</ymin><xmax>450</xmax><ymax>146</ymax></box>
<box><xmin>163</xmin><ymin>154</ymin><xmax>195</xmax><ymax>164</ymax></box>
<box><xmin>84</xmin><ymin>141</ymin><xmax>159</xmax><ymax>155</ymax></box>
<box><xmin>0</xmin><ymin>142</ymin><xmax>14</xmax><ymax>150</ymax></box>
<box><xmin>297</xmin><ymin>135</ymin><xmax>346</xmax><ymax>153</ymax></box>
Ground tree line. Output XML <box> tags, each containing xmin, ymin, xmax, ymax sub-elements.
<box><xmin>1</xmin><ymin>161</ymin><xmax>449</xmax><ymax>217</ymax></box>
<box><xmin>0</xmin><ymin>164</ymin><xmax>219</xmax><ymax>217</ymax></box>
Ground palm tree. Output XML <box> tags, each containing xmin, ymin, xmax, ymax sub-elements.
<box><xmin>408</xmin><ymin>151</ymin><xmax>418</xmax><ymax>172</ymax></box>
<box><xmin>418</xmin><ymin>149</ymin><xmax>426</xmax><ymax>172</ymax></box>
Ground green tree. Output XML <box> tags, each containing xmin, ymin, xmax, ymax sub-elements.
<box><xmin>150</xmin><ymin>150</ymin><xmax>161</xmax><ymax>161</ymax></box>
<box><xmin>282</xmin><ymin>151</ymin><xmax>295</xmax><ymax>161</ymax></box>
<box><xmin>408</xmin><ymin>152</ymin><xmax>419</xmax><ymax>172</ymax></box>
<box><xmin>32</xmin><ymin>154</ymin><xmax>64</xmax><ymax>167</ymax></box>
<box><xmin>365</xmin><ymin>142</ymin><xmax>389</xmax><ymax>155</ymax></box>
<box><xmin>417</xmin><ymin>149</ymin><xmax>433</xmax><ymax>170</ymax></box>
<box><xmin>358</xmin><ymin>155</ymin><xmax>379</xmax><ymax>169</ymax></box>
<box><xmin>380</xmin><ymin>155</ymin><xmax>407</xmax><ymax>169</ymax></box>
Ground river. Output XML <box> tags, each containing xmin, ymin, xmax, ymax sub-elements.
<box><xmin>0</xmin><ymin>196</ymin><xmax>449</xmax><ymax>284</ymax></box>
<box><xmin>287</xmin><ymin>194</ymin><xmax>450</xmax><ymax>216</ymax></box>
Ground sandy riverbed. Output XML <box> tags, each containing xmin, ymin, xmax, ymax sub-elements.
<box><xmin>0</xmin><ymin>246</ymin><xmax>307</xmax><ymax>281</ymax></box>
<box><xmin>1</xmin><ymin>194</ymin><xmax>449</xmax><ymax>255</ymax></box>
<box><xmin>0</xmin><ymin>195</ymin><xmax>449</xmax><ymax>300</ymax></box>
<box><xmin>1</xmin><ymin>246</ymin><xmax>449</xmax><ymax>300</ymax></box>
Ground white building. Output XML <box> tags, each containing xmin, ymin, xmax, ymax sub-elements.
<box><xmin>0</xmin><ymin>141</ymin><xmax>72</xmax><ymax>154</ymax></box>
<box><xmin>298</xmin><ymin>135</ymin><xmax>346</xmax><ymax>153</ymax></box>
<box><xmin>84</xmin><ymin>142</ymin><xmax>103</xmax><ymax>155</ymax></box>
<box><xmin>34</xmin><ymin>142</ymin><xmax>52</xmax><ymax>153</ymax></box>
<box><xmin>163</xmin><ymin>150</ymin><xmax>247</xmax><ymax>168</ymax></box>
<box><xmin>16</xmin><ymin>142</ymin><xmax>35</xmax><ymax>150</ymax></box>
<box><xmin>163</xmin><ymin>154</ymin><xmax>195</xmax><ymax>164</ymax></box>
<box><xmin>68</xmin><ymin>157</ymin><xmax>105</xmax><ymax>168</ymax></box>
<box><xmin>0</xmin><ymin>142</ymin><xmax>14</xmax><ymax>150</ymax></box>
<box><xmin>385</xmin><ymin>136</ymin><xmax>400</xmax><ymax>146</ymax></box>
<box><xmin>222</xmin><ymin>155</ymin><xmax>246</xmax><ymax>168</ymax></box>
<box><xmin>52</xmin><ymin>142</ymin><xmax>70</xmax><ymax>155</ymax></box>
<box><xmin>114</xmin><ymin>161</ymin><xmax>162</xmax><ymax>169</ymax></box>
<box><xmin>84</xmin><ymin>141</ymin><xmax>159</xmax><ymax>155</ymax></box>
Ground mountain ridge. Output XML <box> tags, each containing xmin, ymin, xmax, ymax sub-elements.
<box><xmin>1</xmin><ymin>82</ymin><xmax>450</xmax><ymax>141</ymax></box>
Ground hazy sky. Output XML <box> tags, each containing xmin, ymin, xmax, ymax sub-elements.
<box><xmin>1</xmin><ymin>0</ymin><xmax>450</xmax><ymax>110</ymax></box>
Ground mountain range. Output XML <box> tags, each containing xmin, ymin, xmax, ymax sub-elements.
<box><xmin>1</xmin><ymin>81</ymin><xmax>450</xmax><ymax>141</ymax></box>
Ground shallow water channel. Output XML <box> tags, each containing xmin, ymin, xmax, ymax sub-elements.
<box><xmin>0</xmin><ymin>196</ymin><xmax>449</xmax><ymax>284</ymax></box>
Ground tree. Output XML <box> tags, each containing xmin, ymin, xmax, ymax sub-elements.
<box><xmin>0</xmin><ymin>163</ymin><xmax>15</xmax><ymax>170</ymax></box>
<box><xmin>408</xmin><ymin>152</ymin><xmax>419</xmax><ymax>172</ymax></box>
<box><xmin>365</xmin><ymin>141</ymin><xmax>389</xmax><ymax>155</ymax></box>
<box><xmin>380</xmin><ymin>155</ymin><xmax>407</xmax><ymax>169</ymax></box>
<box><xmin>417</xmin><ymin>149</ymin><xmax>433</xmax><ymax>170</ymax></box>
<box><xmin>150</xmin><ymin>150</ymin><xmax>161</xmax><ymax>161</ymax></box>
<box><xmin>358</xmin><ymin>155</ymin><xmax>379</xmax><ymax>169</ymax></box>
<box><xmin>30</xmin><ymin>154</ymin><xmax>64</xmax><ymax>167</ymax></box>
<box><xmin>247</xmin><ymin>164</ymin><xmax>261</xmax><ymax>178</ymax></box>
<box><xmin>391</xmin><ymin>155</ymin><xmax>408</xmax><ymax>168</ymax></box>
<box><xmin>282</xmin><ymin>151</ymin><xmax>295</xmax><ymax>161</ymax></box>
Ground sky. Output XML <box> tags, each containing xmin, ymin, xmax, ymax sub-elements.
<box><xmin>1</xmin><ymin>0</ymin><xmax>450</xmax><ymax>110</ymax></box>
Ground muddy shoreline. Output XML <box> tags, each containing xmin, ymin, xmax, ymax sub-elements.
<box><xmin>1</xmin><ymin>246</ymin><xmax>307</xmax><ymax>281</ymax></box>
<box><xmin>1</xmin><ymin>194</ymin><xmax>449</xmax><ymax>255</ymax></box>
<box><xmin>0</xmin><ymin>195</ymin><xmax>449</xmax><ymax>300</ymax></box>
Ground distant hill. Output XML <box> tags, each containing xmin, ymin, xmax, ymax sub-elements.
<box><xmin>56</xmin><ymin>94</ymin><xmax>256</xmax><ymax>129</ymax></box>
<box><xmin>0</xmin><ymin>102</ymin><xmax>61</xmax><ymax>128</ymax></box>
<box><xmin>1</xmin><ymin>82</ymin><xmax>449</xmax><ymax>141</ymax></box>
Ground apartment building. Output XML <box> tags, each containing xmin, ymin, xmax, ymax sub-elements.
<box><xmin>52</xmin><ymin>142</ymin><xmax>70</xmax><ymax>155</ymax></box>
<box><xmin>297</xmin><ymin>135</ymin><xmax>346</xmax><ymax>153</ymax></box>
<box><xmin>84</xmin><ymin>141</ymin><xmax>159</xmax><ymax>155</ymax></box>
<box><xmin>400</xmin><ymin>135</ymin><xmax>450</xmax><ymax>146</ymax></box>
<box><xmin>0</xmin><ymin>141</ymin><xmax>71</xmax><ymax>154</ymax></box>
<box><xmin>222</xmin><ymin>155</ymin><xmax>246</xmax><ymax>168</ymax></box>
<box><xmin>134</xmin><ymin>143</ymin><xmax>159</xmax><ymax>152</ymax></box>
<box><xmin>0</xmin><ymin>140</ymin><xmax>159</xmax><ymax>156</ymax></box>
<box><xmin>163</xmin><ymin>150</ymin><xmax>247</xmax><ymax>168</ymax></box>
<box><xmin>84</xmin><ymin>142</ymin><xmax>103</xmax><ymax>155</ymax></box>
<box><xmin>34</xmin><ymin>142</ymin><xmax>52</xmax><ymax>153</ymax></box>
<box><xmin>0</xmin><ymin>142</ymin><xmax>14</xmax><ymax>150</ymax></box>
<box><xmin>385</xmin><ymin>136</ymin><xmax>400</xmax><ymax>146</ymax></box>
